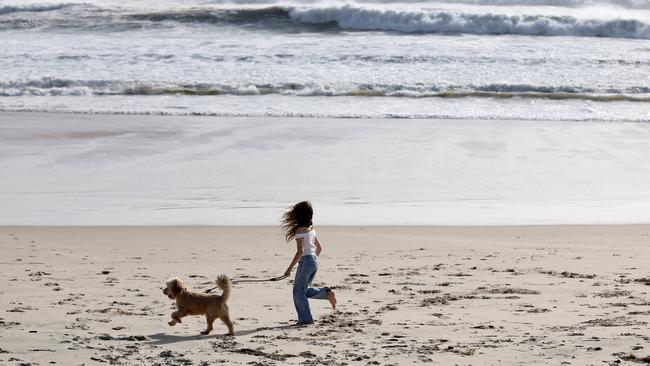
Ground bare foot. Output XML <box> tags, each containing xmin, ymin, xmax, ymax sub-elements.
<box><xmin>327</xmin><ymin>291</ymin><xmax>337</xmax><ymax>310</ymax></box>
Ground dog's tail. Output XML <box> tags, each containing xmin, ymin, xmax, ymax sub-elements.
<box><xmin>216</xmin><ymin>274</ymin><xmax>230</xmax><ymax>302</ymax></box>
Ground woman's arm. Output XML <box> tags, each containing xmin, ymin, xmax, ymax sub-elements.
<box><xmin>315</xmin><ymin>236</ymin><xmax>322</xmax><ymax>256</ymax></box>
<box><xmin>284</xmin><ymin>239</ymin><xmax>303</xmax><ymax>276</ymax></box>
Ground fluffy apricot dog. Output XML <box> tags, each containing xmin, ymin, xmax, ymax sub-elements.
<box><xmin>162</xmin><ymin>274</ymin><xmax>234</xmax><ymax>335</ymax></box>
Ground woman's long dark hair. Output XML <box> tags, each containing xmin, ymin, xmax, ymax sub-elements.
<box><xmin>281</xmin><ymin>201</ymin><xmax>313</xmax><ymax>242</ymax></box>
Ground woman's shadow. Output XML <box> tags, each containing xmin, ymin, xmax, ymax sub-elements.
<box><xmin>147</xmin><ymin>324</ymin><xmax>298</xmax><ymax>345</ymax></box>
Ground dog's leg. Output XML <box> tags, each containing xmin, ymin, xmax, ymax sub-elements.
<box><xmin>168</xmin><ymin>310</ymin><xmax>186</xmax><ymax>326</ymax></box>
<box><xmin>220</xmin><ymin>313</ymin><xmax>235</xmax><ymax>336</ymax></box>
<box><xmin>201</xmin><ymin>316</ymin><xmax>215</xmax><ymax>335</ymax></box>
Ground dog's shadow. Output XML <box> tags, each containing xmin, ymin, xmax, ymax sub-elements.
<box><xmin>147</xmin><ymin>324</ymin><xmax>297</xmax><ymax>345</ymax></box>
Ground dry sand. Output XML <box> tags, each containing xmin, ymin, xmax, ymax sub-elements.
<box><xmin>1</xmin><ymin>225</ymin><xmax>649</xmax><ymax>365</ymax></box>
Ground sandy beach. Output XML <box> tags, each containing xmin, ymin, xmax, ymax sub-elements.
<box><xmin>1</xmin><ymin>225</ymin><xmax>649</xmax><ymax>365</ymax></box>
<box><xmin>3</xmin><ymin>1</ymin><xmax>650</xmax><ymax>364</ymax></box>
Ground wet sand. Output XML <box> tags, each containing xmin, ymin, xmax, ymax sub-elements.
<box><xmin>3</xmin><ymin>112</ymin><xmax>650</xmax><ymax>226</ymax></box>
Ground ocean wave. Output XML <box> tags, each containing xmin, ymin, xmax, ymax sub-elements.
<box><xmin>287</xmin><ymin>5</ymin><xmax>650</xmax><ymax>38</ymax></box>
<box><xmin>360</xmin><ymin>0</ymin><xmax>650</xmax><ymax>8</ymax></box>
<box><xmin>2</xmin><ymin>78</ymin><xmax>649</xmax><ymax>102</ymax></box>
<box><xmin>126</xmin><ymin>6</ymin><xmax>288</xmax><ymax>25</ymax></box>
<box><xmin>203</xmin><ymin>0</ymin><xmax>650</xmax><ymax>9</ymax></box>
<box><xmin>1</xmin><ymin>2</ymin><xmax>649</xmax><ymax>39</ymax></box>
<box><xmin>0</xmin><ymin>3</ymin><xmax>76</xmax><ymax>15</ymax></box>
<box><xmin>125</xmin><ymin>5</ymin><xmax>650</xmax><ymax>39</ymax></box>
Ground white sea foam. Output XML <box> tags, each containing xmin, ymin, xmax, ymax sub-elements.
<box><xmin>206</xmin><ymin>0</ymin><xmax>650</xmax><ymax>9</ymax></box>
<box><xmin>2</xmin><ymin>94</ymin><xmax>649</xmax><ymax>122</ymax></box>
<box><xmin>287</xmin><ymin>4</ymin><xmax>650</xmax><ymax>38</ymax></box>
<box><xmin>361</xmin><ymin>0</ymin><xmax>650</xmax><ymax>8</ymax></box>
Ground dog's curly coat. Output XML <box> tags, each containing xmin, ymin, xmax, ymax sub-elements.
<box><xmin>162</xmin><ymin>274</ymin><xmax>234</xmax><ymax>335</ymax></box>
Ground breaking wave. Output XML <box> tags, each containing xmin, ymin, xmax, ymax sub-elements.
<box><xmin>286</xmin><ymin>4</ymin><xmax>650</xmax><ymax>39</ymax></box>
<box><xmin>195</xmin><ymin>0</ymin><xmax>650</xmax><ymax>9</ymax></box>
<box><xmin>1</xmin><ymin>2</ymin><xmax>649</xmax><ymax>39</ymax></box>
<box><xmin>2</xmin><ymin>78</ymin><xmax>649</xmax><ymax>102</ymax></box>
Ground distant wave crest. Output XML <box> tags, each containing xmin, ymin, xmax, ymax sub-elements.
<box><xmin>287</xmin><ymin>5</ymin><xmax>650</xmax><ymax>39</ymax></box>
<box><xmin>2</xmin><ymin>78</ymin><xmax>650</xmax><ymax>102</ymax></box>
<box><xmin>1</xmin><ymin>2</ymin><xmax>649</xmax><ymax>39</ymax></box>
<box><xmin>125</xmin><ymin>5</ymin><xmax>650</xmax><ymax>39</ymax></box>
<box><xmin>0</xmin><ymin>3</ymin><xmax>75</xmax><ymax>15</ymax></box>
<box><xmin>363</xmin><ymin>0</ymin><xmax>650</xmax><ymax>8</ymax></box>
<box><xmin>194</xmin><ymin>0</ymin><xmax>650</xmax><ymax>9</ymax></box>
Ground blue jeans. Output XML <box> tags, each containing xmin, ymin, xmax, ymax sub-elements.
<box><xmin>293</xmin><ymin>255</ymin><xmax>329</xmax><ymax>323</ymax></box>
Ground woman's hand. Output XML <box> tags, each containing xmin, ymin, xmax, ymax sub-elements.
<box><xmin>284</xmin><ymin>268</ymin><xmax>292</xmax><ymax>277</ymax></box>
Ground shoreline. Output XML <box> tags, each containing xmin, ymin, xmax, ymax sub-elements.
<box><xmin>2</xmin><ymin>223</ymin><xmax>650</xmax><ymax>228</ymax></box>
<box><xmin>1</xmin><ymin>110</ymin><xmax>648</xmax><ymax>124</ymax></box>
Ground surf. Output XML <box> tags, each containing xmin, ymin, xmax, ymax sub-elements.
<box><xmin>3</xmin><ymin>78</ymin><xmax>649</xmax><ymax>102</ymax></box>
<box><xmin>1</xmin><ymin>1</ymin><xmax>649</xmax><ymax>39</ymax></box>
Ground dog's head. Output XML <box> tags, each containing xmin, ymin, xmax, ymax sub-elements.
<box><xmin>162</xmin><ymin>277</ymin><xmax>186</xmax><ymax>300</ymax></box>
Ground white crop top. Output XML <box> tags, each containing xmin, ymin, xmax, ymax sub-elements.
<box><xmin>295</xmin><ymin>230</ymin><xmax>317</xmax><ymax>257</ymax></box>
